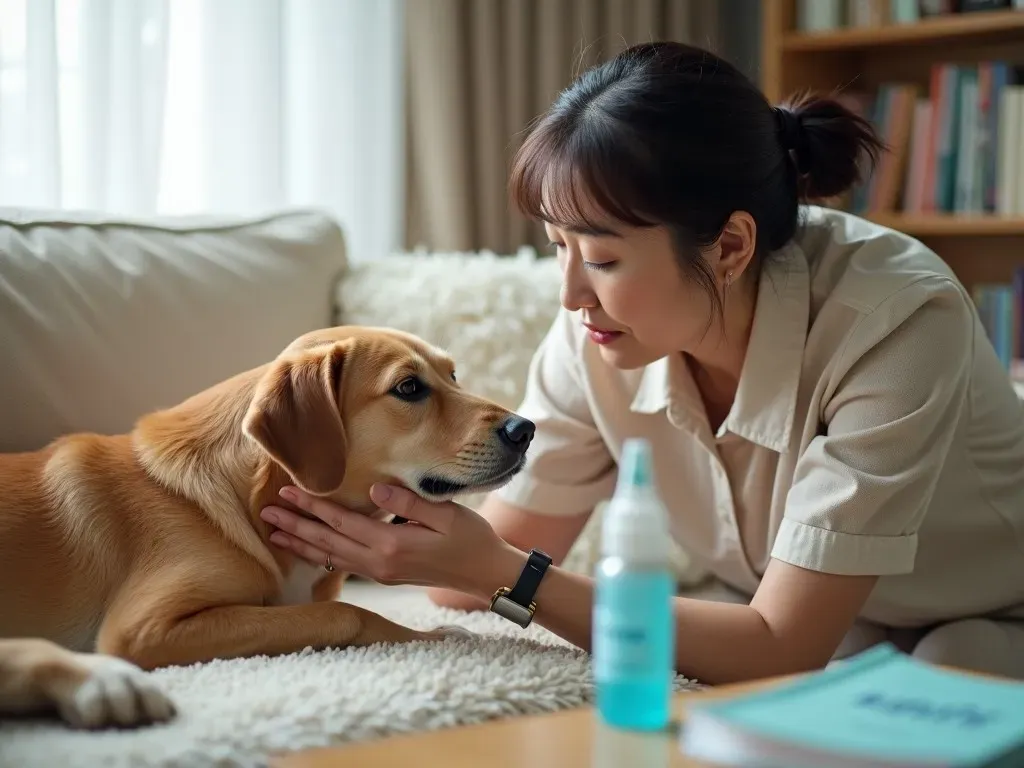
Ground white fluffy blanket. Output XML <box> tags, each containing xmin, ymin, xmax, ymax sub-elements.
<box><xmin>335</xmin><ymin>247</ymin><xmax>563</xmax><ymax>413</ymax></box>
<box><xmin>0</xmin><ymin>586</ymin><xmax>701</xmax><ymax>767</ymax></box>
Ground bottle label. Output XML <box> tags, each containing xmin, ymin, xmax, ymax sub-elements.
<box><xmin>592</xmin><ymin>570</ymin><xmax>674</xmax><ymax>681</ymax></box>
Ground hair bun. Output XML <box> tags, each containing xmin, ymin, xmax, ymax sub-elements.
<box><xmin>776</xmin><ymin>92</ymin><xmax>885</xmax><ymax>200</ymax></box>
<box><xmin>772</xmin><ymin>107</ymin><xmax>807</xmax><ymax>170</ymax></box>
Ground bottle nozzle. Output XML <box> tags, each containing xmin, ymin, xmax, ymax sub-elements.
<box><xmin>615</xmin><ymin>437</ymin><xmax>654</xmax><ymax>494</ymax></box>
<box><xmin>603</xmin><ymin>437</ymin><xmax>670</xmax><ymax>560</ymax></box>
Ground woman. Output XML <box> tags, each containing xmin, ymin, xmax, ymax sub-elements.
<box><xmin>260</xmin><ymin>41</ymin><xmax>1024</xmax><ymax>684</ymax></box>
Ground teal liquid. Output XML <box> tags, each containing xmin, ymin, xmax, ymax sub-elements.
<box><xmin>593</xmin><ymin>560</ymin><xmax>675</xmax><ymax>731</ymax></box>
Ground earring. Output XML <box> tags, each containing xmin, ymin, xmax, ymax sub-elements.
<box><xmin>726</xmin><ymin>270</ymin><xmax>734</xmax><ymax>287</ymax></box>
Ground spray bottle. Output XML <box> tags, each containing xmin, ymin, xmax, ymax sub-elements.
<box><xmin>592</xmin><ymin>437</ymin><xmax>675</xmax><ymax>731</ymax></box>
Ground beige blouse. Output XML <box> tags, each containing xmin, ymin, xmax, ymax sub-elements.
<box><xmin>494</xmin><ymin>205</ymin><xmax>1024</xmax><ymax>628</ymax></box>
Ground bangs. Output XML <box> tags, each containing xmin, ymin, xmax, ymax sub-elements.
<box><xmin>509</xmin><ymin>116</ymin><xmax>661</xmax><ymax>234</ymax></box>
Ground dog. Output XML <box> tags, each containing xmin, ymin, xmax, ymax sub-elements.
<box><xmin>0</xmin><ymin>326</ymin><xmax>535</xmax><ymax>729</ymax></box>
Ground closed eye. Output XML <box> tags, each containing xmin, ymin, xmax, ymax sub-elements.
<box><xmin>548</xmin><ymin>241</ymin><xmax>614</xmax><ymax>271</ymax></box>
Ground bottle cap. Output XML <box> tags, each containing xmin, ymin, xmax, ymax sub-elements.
<box><xmin>601</xmin><ymin>438</ymin><xmax>671</xmax><ymax>562</ymax></box>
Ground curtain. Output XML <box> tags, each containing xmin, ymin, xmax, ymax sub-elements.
<box><xmin>403</xmin><ymin>0</ymin><xmax>721</xmax><ymax>255</ymax></box>
<box><xmin>0</xmin><ymin>0</ymin><xmax>404</xmax><ymax>263</ymax></box>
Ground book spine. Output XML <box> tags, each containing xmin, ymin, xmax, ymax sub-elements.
<box><xmin>797</xmin><ymin>0</ymin><xmax>843</xmax><ymax>30</ymax></box>
<box><xmin>973</xmin><ymin>284</ymin><xmax>1019</xmax><ymax>370</ymax></box>
<box><xmin>922</xmin><ymin>64</ymin><xmax>945</xmax><ymax>212</ymax></box>
<box><xmin>998</xmin><ymin>87</ymin><xmax>1023</xmax><ymax>215</ymax></box>
<box><xmin>954</xmin><ymin>67</ymin><xmax>977</xmax><ymax>213</ymax></box>
<box><xmin>1017</xmin><ymin>88</ymin><xmax>1024</xmax><ymax>216</ymax></box>
<box><xmin>937</xmin><ymin>65</ymin><xmax>962</xmax><ymax>212</ymax></box>
<box><xmin>890</xmin><ymin>0</ymin><xmax>919</xmax><ymax>22</ymax></box>
<box><xmin>903</xmin><ymin>99</ymin><xmax>933</xmax><ymax>213</ymax></box>
<box><xmin>984</xmin><ymin>63</ymin><xmax>1008</xmax><ymax>213</ymax></box>
<box><xmin>960</xmin><ymin>0</ymin><xmax>1013</xmax><ymax>9</ymax></box>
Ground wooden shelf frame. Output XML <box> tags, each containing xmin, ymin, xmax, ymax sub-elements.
<box><xmin>761</xmin><ymin>0</ymin><xmax>1024</xmax><ymax>291</ymax></box>
<box><xmin>783</xmin><ymin>8</ymin><xmax>1024</xmax><ymax>52</ymax></box>
<box><xmin>864</xmin><ymin>214</ymin><xmax>1024</xmax><ymax>237</ymax></box>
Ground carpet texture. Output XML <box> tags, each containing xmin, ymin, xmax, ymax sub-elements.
<box><xmin>0</xmin><ymin>588</ymin><xmax>702</xmax><ymax>768</ymax></box>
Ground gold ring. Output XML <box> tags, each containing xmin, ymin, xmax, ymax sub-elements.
<box><xmin>324</xmin><ymin>553</ymin><xmax>334</xmax><ymax>572</ymax></box>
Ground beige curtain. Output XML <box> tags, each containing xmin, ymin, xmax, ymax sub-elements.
<box><xmin>403</xmin><ymin>0</ymin><xmax>721</xmax><ymax>254</ymax></box>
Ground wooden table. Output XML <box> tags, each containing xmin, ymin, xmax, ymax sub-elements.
<box><xmin>271</xmin><ymin>675</ymin><xmax>795</xmax><ymax>768</ymax></box>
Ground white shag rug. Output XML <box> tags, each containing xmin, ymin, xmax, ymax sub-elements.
<box><xmin>0</xmin><ymin>586</ymin><xmax>702</xmax><ymax>768</ymax></box>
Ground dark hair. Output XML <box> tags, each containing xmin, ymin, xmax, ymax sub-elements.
<box><xmin>509</xmin><ymin>41</ymin><xmax>884</xmax><ymax>325</ymax></box>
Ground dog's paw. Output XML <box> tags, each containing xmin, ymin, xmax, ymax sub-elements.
<box><xmin>54</xmin><ymin>654</ymin><xmax>177</xmax><ymax>729</ymax></box>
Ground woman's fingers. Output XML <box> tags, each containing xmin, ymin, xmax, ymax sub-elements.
<box><xmin>261</xmin><ymin>506</ymin><xmax>370</xmax><ymax>563</ymax></box>
<box><xmin>278</xmin><ymin>486</ymin><xmax>393</xmax><ymax>548</ymax></box>
<box><xmin>267</xmin><ymin>530</ymin><xmax>334</xmax><ymax>570</ymax></box>
<box><xmin>369</xmin><ymin>484</ymin><xmax>455</xmax><ymax>533</ymax></box>
<box><xmin>267</xmin><ymin>522</ymin><xmax>413</xmax><ymax>586</ymax></box>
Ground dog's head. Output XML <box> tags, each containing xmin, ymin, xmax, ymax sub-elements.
<box><xmin>241</xmin><ymin>326</ymin><xmax>534</xmax><ymax>504</ymax></box>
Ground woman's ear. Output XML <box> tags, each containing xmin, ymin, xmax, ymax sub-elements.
<box><xmin>715</xmin><ymin>211</ymin><xmax>757</xmax><ymax>287</ymax></box>
<box><xmin>243</xmin><ymin>342</ymin><xmax>348</xmax><ymax>495</ymax></box>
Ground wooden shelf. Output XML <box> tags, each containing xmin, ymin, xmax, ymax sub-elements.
<box><xmin>864</xmin><ymin>214</ymin><xmax>1024</xmax><ymax>237</ymax></box>
<box><xmin>763</xmin><ymin>0</ymin><xmax>1024</xmax><ymax>292</ymax></box>
<box><xmin>783</xmin><ymin>9</ymin><xmax>1024</xmax><ymax>52</ymax></box>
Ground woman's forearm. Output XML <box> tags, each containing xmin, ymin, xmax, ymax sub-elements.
<box><xmin>424</xmin><ymin>586</ymin><xmax>488</xmax><ymax>611</ymax></box>
<box><xmin>464</xmin><ymin>543</ymin><xmax>827</xmax><ymax>686</ymax></box>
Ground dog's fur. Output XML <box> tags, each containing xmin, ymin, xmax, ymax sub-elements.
<box><xmin>0</xmin><ymin>326</ymin><xmax>533</xmax><ymax>729</ymax></box>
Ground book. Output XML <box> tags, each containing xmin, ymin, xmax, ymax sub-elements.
<box><xmin>846</xmin><ymin>61</ymin><xmax>1024</xmax><ymax>218</ymax></box>
<box><xmin>678</xmin><ymin>643</ymin><xmax>1024</xmax><ymax>767</ymax></box>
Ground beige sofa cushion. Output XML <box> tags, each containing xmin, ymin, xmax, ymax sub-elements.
<box><xmin>1</xmin><ymin>207</ymin><xmax>346</xmax><ymax>452</ymax></box>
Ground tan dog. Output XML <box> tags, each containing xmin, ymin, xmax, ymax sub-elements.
<box><xmin>0</xmin><ymin>326</ymin><xmax>535</xmax><ymax>729</ymax></box>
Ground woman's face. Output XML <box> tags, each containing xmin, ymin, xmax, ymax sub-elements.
<box><xmin>545</xmin><ymin>217</ymin><xmax>722</xmax><ymax>371</ymax></box>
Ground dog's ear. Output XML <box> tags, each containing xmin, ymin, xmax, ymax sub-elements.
<box><xmin>243</xmin><ymin>342</ymin><xmax>348</xmax><ymax>495</ymax></box>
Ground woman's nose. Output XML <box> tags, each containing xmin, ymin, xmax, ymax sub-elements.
<box><xmin>560</xmin><ymin>254</ymin><xmax>596</xmax><ymax>311</ymax></box>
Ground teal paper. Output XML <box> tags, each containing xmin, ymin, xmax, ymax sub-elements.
<box><xmin>685</xmin><ymin>644</ymin><xmax>1024</xmax><ymax>766</ymax></box>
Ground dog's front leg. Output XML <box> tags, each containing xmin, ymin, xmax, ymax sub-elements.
<box><xmin>0</xmin><ymin>638</ymin><xmax>176</xmax><ymax>728</ymax></box>
<box><xmin>96</xmin><ymin>601</ymin><xmax>462</xmax><ymax>671</ymax></box>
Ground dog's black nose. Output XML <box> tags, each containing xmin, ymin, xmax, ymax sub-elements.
<box><xmin>498</xmin><ymin>415</ymin><xmax>535</xmax><ymax>453</ymax></box>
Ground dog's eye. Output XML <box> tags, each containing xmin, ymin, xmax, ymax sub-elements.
<box><xmin>450</xmin><ymin>371</ymin><xmax>457</xmax><ymax>383</ymax></box>
<box><xmin>391</xmin><ymin>376</ymin><xmax>429</xmax><ymax>402</ymax></box>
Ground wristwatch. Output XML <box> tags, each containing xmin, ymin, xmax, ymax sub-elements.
<box><xmin>488</xmin><ymin>548</ymin><xmax>552</xmax><ymax>628</ymax></box>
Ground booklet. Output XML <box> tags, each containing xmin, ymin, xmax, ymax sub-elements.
<box><xmin>679</xmin><ymin>643</ymin><xmax>1024</xmax><ymax>767</ymax></box>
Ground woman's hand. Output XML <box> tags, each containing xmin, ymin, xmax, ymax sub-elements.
<box><xmin>259</xmin><ymin>484</ymin><xmax>525</xmax><ymax>598</ymax></box>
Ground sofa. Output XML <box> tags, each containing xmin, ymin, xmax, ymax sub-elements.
<box><xmin>0</xmin><ymin>206</ymin><xmax>705</xmax><ymax>586</ymax></box>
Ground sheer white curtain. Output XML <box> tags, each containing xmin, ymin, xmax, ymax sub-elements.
<box><xmin>0</xmin><ymin>0</ymin><xmax>404</xmax><ymax>262</ymax></box>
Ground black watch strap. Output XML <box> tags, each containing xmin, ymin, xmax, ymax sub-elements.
<box><xmin>507</xmin><ymin>548</ymin><xmax>552</xmax><ymax>607</ymax></box>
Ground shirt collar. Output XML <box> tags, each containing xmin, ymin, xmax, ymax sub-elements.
<box><xmin>629</xmin><ymin>354</ymin><xmax>672</xmax><ymax>414</ymax></box>
<box><xmin>720</xmin><ymin>243</ymin><xmax>810</xmax><ymax>452</ymax></box>
<box><xmin>629</xmin><ymin>243</ymin><xmax>810</xmax><ymax>453</ymax></box>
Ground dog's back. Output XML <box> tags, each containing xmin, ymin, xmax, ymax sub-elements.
<box><xmin>0</xmin><ymin>434</ymin><xmax>168</xmax><ymax>650</ymax></box>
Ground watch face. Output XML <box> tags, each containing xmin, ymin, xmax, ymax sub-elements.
<box><xmin>492</xmin><ymin>596</ymin><xmax>533</xmax><ymax>628</ymax></box>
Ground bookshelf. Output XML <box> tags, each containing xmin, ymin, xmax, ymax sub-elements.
<box><xmin>780</xmin><ymin>7</ymin><xmax>1024</xmax><ymax>50</ymax></box>
<box><xmin>762</xmin><ymin>0</ymin><xmax>1024</xmax><ymax>370</ymax></box>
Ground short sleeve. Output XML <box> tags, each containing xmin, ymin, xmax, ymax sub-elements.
<box><xmin>771</xmin><ymin>279</ymin><xmax>975</xmax><ymax>576</ymax></box>
<box><xmin>492</xmin><ymin>307</ymin><xmax>617</xmax><ymax>516</ymax></box>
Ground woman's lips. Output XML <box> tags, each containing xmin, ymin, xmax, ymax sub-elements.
<box><xmin>583</xmin><ymin>323</ymin><xmax>624</xmax><ymax>345</ymax></box>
